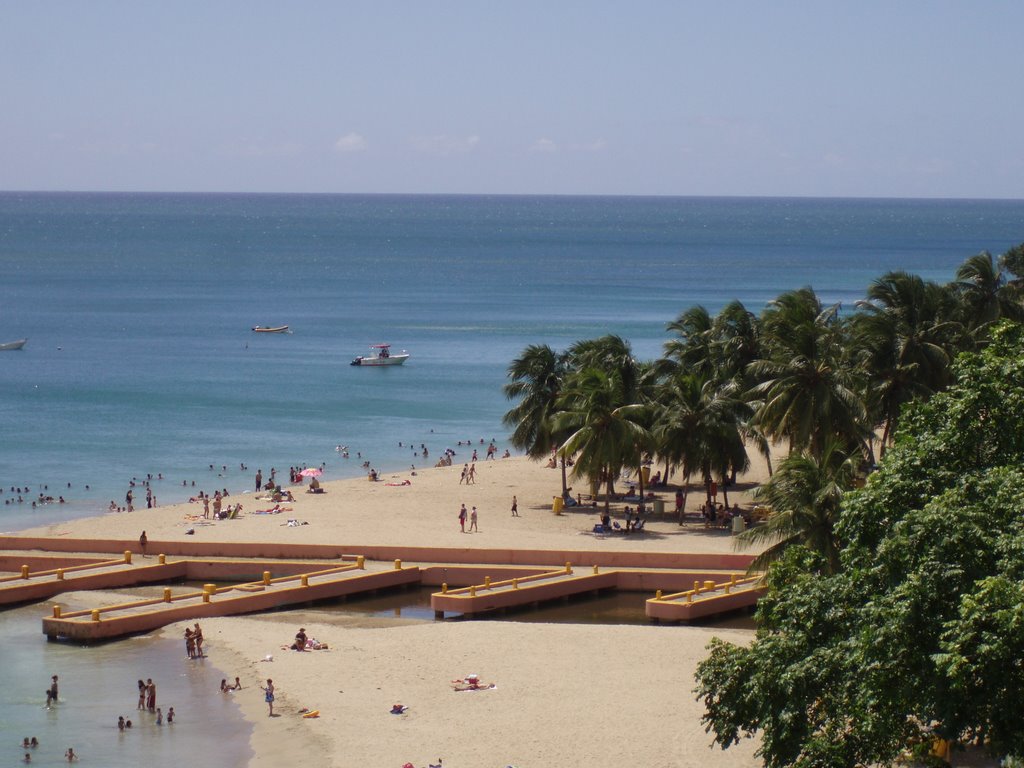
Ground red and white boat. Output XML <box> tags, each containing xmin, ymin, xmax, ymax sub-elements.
<box><xmin>350</xmin><ymin>344</ymin><xmax>409</xmax><ymax>366</ymax></box>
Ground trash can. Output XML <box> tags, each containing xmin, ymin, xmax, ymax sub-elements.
<box><xmin>641</xmin><ymin>466</ymin><xmax>650</xmax><ymax>484</ymax></box>
<box><xmin>652</xmin><ymin>498</ymin><xmax>665</xmax><ymax>515</ymax></box>
<box><xmin>552</xmin><ymin>496</ymin><xmax>564</xmax><ymax>514</ymax></box>
<box><xmin>732</xmin><ymin>515</ymin><xmax>746</xmax><ymax>534</ymax></box>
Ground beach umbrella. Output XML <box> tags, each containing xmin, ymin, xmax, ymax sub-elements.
<box><xmin>298</xmin><ymin>468</ymin><xmax>322</xmax><ymax>478</ymax></box>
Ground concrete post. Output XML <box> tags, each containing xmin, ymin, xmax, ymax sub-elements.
<box><xmin>56</xmin><ymin>569</ymin><xmax>64</xmax><ymax>580</ymax></box>
<box><xmin>441</xmin><ymin>583</ymin><xmax>448</xmax><ymax>594</ymax></box>
<box><xmin>159</xmin><ymin>554</ymin><xmax>166</xmax><ymax>564</ymax></box>
<box><xmin>20</xmin><ymin>565</ymin><xmax>29</xmax><ymax>579</ymax></box>
<box><xmin>484</xmin><ymin>576</ymin><xmax>491</xmax><ymax>588</ymax></box>
<box><xmin>124</xmin><ymin>551</ymin><xmax>132</xmax><ymax>564</ymax></box>
<box><xmin>394</xmin><ymin>559</ymin><xmax>402</xmax><ymax>570</ymax></box>
<box><xmin>53</xmin><ymin>605</ymin><xmax>61</xmax><ymax>618</ymax></box>
<box><xmin>91</xmin><ymin>609</ymin><xmax>101</xmax><ymax>621</ymax></box>
<box><xmin>301</xmin><ymin>575</ymin><xmax>309</xmax><ymax>587</ymax></box>
<box><xmin>263</xmin><ymin>571</ymin><xmax>271</xmax><ymax>585</ymax></box>
<box><xmin>163</xmin><ymin>588</ymin><xmax>172</xmax><ymax>603</ymax></box>
<box><xmin>357</xmin><ymin>556</ymin><xmax>365</xmax><ymax>569</ymax></box>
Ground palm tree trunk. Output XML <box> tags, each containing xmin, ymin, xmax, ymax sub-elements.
<box><xmin>560</xmin><ymin>456</ymin><xmax>568</xmax><ymax>497</ymax></box>
<box><xmin>637</xmin><ymin>461</ymin><xmax>645</xmax><ymax>514</ymax></box>
<box><xmin>879</xmin><ymin>418</ymin><xmax>892</xmax><ymax>459</ymax></box>
<box><xmin>678</xmin><ymin>477</ymin><xmax>690</xmax><ymax>525</ymax></box>
<box><xmin>720</xmin><ymin>472</ymin><xmax>729</xmax><ymax>508</ymax></box>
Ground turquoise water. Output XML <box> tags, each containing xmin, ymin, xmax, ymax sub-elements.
<box><xmin>2</xmin><ymin>193</ymin><xmax>1022</xmax><ymax>530</ymax></box>
<box><xmin>2</xmin><ymin>603</ymin><xmax>250</xmax><ymax>768</ymax></box>
<box><xmin>1</xmin><ymin>193</ymin><xmax>1022</xmax><ymax>766</ymax></box>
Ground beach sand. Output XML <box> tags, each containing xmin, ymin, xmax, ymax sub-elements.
<box><xmin>17</xmin><ymin>453</ymin><xmax>779</xmax><ymax>767</ymax></box>
<box><xmin>19</xmin><ymin>452</ymin><xmax>778</xmax><ymax>555</ymax></box>
<box><xmin>189</xmin><ymin>615</ymin><xmax>760</xmax><ymax>768</ymax></box>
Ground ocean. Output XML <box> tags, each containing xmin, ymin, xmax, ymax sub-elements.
<box><xmin>1</xmin><ymin>193</ymin><xmax>1023</xmax><ymax>764</ymax></box>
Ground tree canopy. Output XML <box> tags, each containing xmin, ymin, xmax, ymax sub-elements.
<box><xmin>695</xmin><ymin>321</ymin><xmax>1024</xmax><ymax>767</ymax></box>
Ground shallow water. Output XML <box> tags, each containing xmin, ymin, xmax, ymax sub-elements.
<box><xmin>1</xmin><ymin>603</ymin><xmax>251</xmax><ymax>768</ymax></box>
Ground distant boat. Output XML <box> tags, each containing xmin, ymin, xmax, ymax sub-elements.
<box><xmin>0</xmin><ymin>339</ymin><xmax>27</xmax><ymax>351</ymax></box>
<box><xmin>251</xmin><ymin>326</ymin><xmax>290</xmax><ymax>333</ymax></box>
<box><xmin>350</xmin><ymin>344</ymin><xmax>409</xmax><ymax>366</ymax></box>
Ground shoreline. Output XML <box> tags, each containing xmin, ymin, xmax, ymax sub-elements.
<box><xmin>9</xmin><ymin>454</ymin><xmax>780</xmax><ymax>767</ymax></box>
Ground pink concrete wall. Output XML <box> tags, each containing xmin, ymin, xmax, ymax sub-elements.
<box><xmin>0</xmin><ymin>535</ymin><xmax>755</xmax><ymax>571</ymax></box>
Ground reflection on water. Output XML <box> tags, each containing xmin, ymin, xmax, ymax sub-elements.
<box><xmin>307</xmin><ymin>586</ymin><xmax>757</xmax><ymax>629</ymax></box>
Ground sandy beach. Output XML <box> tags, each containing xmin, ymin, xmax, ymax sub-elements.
<box><xmin>18</xmin><ymin>452</ymin><xmax>778</xmax><ymax>555</ymax></box>
<box><xmin>16</xmin><ymin>453</ymin><xmax>778</xmax><ymax>767</ymax></box>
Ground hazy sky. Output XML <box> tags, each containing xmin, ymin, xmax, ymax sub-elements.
<box><xmin>2</xmin><ymin>2</ymin><xmax>1022</xmax><ymax>197</ymax></box>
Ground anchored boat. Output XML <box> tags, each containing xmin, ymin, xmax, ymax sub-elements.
<box><xmin>0</xmin><ymin>339</ymin><xmax>27</xmax><ymax>351</ymax></box>
<box><xmin>350</xmin><ymin>344</ymin><xmax>409</xmax><ymax>366</ymax></box>
<box><xmin>251</xmin><ymin>325</ymin><xmax>290</xmax><ymax>333</ymax></box>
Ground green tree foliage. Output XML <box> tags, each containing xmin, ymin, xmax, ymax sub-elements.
<box><xmin>695</xmin><ymin>322</ymin><xmax>1024</xmax><ymax>767</ymax></box>
<box><xmin>735</xmin><ymin>440</ymin><xmax>854</xmax><ymax>574</ymax></box>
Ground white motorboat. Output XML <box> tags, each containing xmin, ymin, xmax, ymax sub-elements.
<box><xmin>0</xmin><ymin>339</ymin><xmax>27</xmax><ymax>351</ymax></box>
<box><xmin>252</xmin><ymin>325</ymin><xmax>290</xmax><ymax>333</ymax></box>
<box><xmin>350</xmin><ymin>344</ymin><xmax>409</xmax><ymax>366</ymax></box>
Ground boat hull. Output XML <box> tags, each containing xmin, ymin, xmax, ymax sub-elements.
<box><xmin>350</xmin><ymin>354</ymin><xmax>409</xmax><ymax>366</ymax></box>
<box><xmin>0</xmin><ymin>339</ymin><xmax>27</xmax><ymax>351</ymax></box>
<box><xmin>252</xmin><ymin>326</ymin><xmax>289</xmax><ymax>333</ymax></box>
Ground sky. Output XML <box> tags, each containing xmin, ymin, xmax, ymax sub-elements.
<box><xmin>2</xmin><ymin>1</ymin><xmax>1022</xmax><ymax>198</ymax></box>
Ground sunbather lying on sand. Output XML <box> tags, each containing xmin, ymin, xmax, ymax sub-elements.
<box><xmin>451</xmin><ymin>674</ymin><xmax>495</xmax><ymax>691</ymax></box>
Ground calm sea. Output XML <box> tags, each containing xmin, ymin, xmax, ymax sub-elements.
<box><xmin>2</xmin><ymin>193</ymin><xmax>1022</xmax><ymax>530</ymax></box>
<box><xmin>1</xmin><ymin>193</ymin><xmax>1022</xmax><ymax>765</ymax></box>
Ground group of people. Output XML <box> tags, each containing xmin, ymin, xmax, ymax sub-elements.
<box><xmin>702</xmin><ymin>501</ymin><xmax>748</xmax><ymax>528</ymax></box>
<box><xmin>20</xmin><ymin>742</ymin><xmax>77</xmax><ymax>764</ymax></box>
<box><xmin>457</xmin><ymin>503</ymin><xmax>479</xmax><ymax>532</ymax></box>
<box><xmin>288</xmin><ymin>626</ymin><xmax>327</xmax><ymax>651</ymax></box>
<box><xmin>458</xmin><ymin>463</ymin><xmax>477</xmax><ymax>484</ymax></box>
<box><xmin>184</xmin><ymin>622</ymin><xmax>205</xmax><ymax>658</ymax></box>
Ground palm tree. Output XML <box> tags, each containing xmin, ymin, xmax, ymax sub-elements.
<box><xmin>663</xmin><ymin>306</ymin><xmax>715</xmax><ymax>379</ymax></box>
<box><xmin>748</xmin><ymin>287</ymin><xmax>868</xmax><ymax>461</ymax></box>
<box><xmin>652</xmin><ymin>372</ymin><xmax>750</xmax><ymax>523</ymax></box>
<box><xmin>568</xmin><ymin>334</ymin><xmax>640</xmax><ymax>400</ymax></box>
<box><xmin>852</xmin><ymin>272</ymin><xmax>960</xmax><ymax>454</ymax></box>
<box><xmin>710</xmin><ymin>300</ymin><xmax>762</xmax><ymax>385</ymax></box>
<box><xmin>553</xmin><ymin>368</ymin><xmax>650</xmax><ymax>513</ymax></box>
<box><xmin>502</xmin><ymin>344</ymin><xmax>570</xmax><ymax>495</ymax></box>
<box><xmin>953</xmin><ymin>251</ymin><xmax>1023</xmax><ymax>341</ymax></box>
<box><xmin>735</xmin><ymin>440</ymin><xmax>856</xmax><ymax>574</ymax></box>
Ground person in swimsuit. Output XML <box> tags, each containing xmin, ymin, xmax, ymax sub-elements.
<box><xmin>261</xmin><ymin>679</ymin><xmax>275</xmax><ymax>716</ymax></box>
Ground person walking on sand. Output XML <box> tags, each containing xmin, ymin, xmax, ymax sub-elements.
<box><xmin>261</xmin><ymin>679</ymin><xmax>275</xmax><ymax>716</ymax></box>
<box><xmin>139</xmin><ymin>531</ymin><xmax>147</xmax><ymax>556</ymax></box>
<box><xmin>511</xmin><ymin>495</ymin><xmax>519</xmax><ymax>517</ymax></box>
<box><xmin>468</xmin><ymin>463</ymin><xmax>476</xmax><ymax>484</ymax></box>
<box><xmin>469</xmin><ymin>506</ymin><xmax>478</xmax><ymax>532</ymax></box>
<box><xmin>458</xmin><ymin>503</ymin><xmax>467</xmax><ymax>532</ymax></box>
<box><xmin>459</xmin><ymin>464</ymin><xmax>468</xmax><ymax>485</ymax></box>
